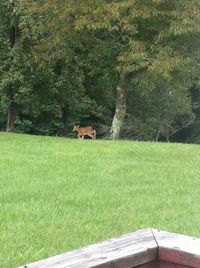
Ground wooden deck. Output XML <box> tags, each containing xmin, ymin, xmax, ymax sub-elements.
<box><xmin>18</xmin><ymin>228</ymin><xmax>200</xmax><ymax>268</ymax></box>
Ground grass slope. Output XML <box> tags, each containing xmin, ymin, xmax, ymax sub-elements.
<box><xmin>0</xmin><ymin>133</ymin><xmax>200</xmax><ymax>267</ymax></box>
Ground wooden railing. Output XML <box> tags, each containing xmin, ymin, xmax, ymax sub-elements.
<box><xmin>18</xmin><ymin>228</ymin><xmax>200</xmax><ymax>268</ymax></box>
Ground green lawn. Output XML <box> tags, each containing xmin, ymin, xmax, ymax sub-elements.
<box><xmin>0</xmin><ymin>132</ymin><xmax>200</xmax><ymax>267</ymax></box>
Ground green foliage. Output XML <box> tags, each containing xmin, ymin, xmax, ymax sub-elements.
<box><xmin>0</xmin><ymin>0</ymin><xmax>200</xmax><ymax>141</ymax></box>
<box><xmin>71</xmin><ymin>0</ymin><xmax>200</xmax><ymax>140</ymax></box>
<box><xmin>186</xmin><ymin>88</ymin><xmax>200</xmax><ymax>144</ymax></box>
<box><xmin>124</xmin><ymin>75</ymin><xmax>194</xmax><ymax>141</ymax></box>
<box><xmin>14</xmin><ymin>118</ymin><xmax>33</xmax><ymax>133</ymax></box>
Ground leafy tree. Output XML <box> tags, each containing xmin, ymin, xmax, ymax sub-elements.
<box><xmin>1</xmin><ymin>0</ymin><xmax>200</xmax><ymax>142</ymax></box>
<box><xmin>73</xmin><ymin>0</ymin><xmax>200</xmax><ymax>139</ymax></box>
<box><xmin>0</xmin><ymin>0</ymin><xmax>35</xmax><ymax>132</ymax></box>
<box><xmin>19</xmin><ymin>0</ymin><xmax>104</xmax><ymax>135</ymax></box>
<box><xmin>186</xmin><ymin>87</ymin><xmax>200</xmax><ymax>144</ymax></box>
<box><xmin>125</xmin><ymin>76</ymin><xmax>194</xmax><ymax>142</ymax></box>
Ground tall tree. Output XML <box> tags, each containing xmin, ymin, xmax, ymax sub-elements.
<box><xmin>73</xmin><ymin>0</ymin><xmax>200</xmax><ymax>139</ymax></box>
<box><xmin>0</xmin><ymin>0</ymin><xmax>34</xmax><ymax>132</ymax></box>
<box><xmin>20</xmin><ymin>0</ymin><xmax>104</xmax><ymax>134</ymax></box>
<box><xmin>0</xmin><ymin>0</ymin><xmax>19</xmax><ymax>131</ymax></box>
<box><xmin>1</xmin><ymin>0</ymin><xmax>199</xmax><ymax>141</ymax></box>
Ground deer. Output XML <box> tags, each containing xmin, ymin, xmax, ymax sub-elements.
<box><xmin>73</xmin><ymin>125</ymin><xmax>96</xmax><ymax>140</ymax></box>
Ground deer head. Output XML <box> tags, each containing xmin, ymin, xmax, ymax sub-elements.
<box><xmin>73</xmin><ymin>125</ymin><xmax>80</xmax><ymax>131</ymax></box>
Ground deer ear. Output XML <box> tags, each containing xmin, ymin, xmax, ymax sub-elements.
<box><xmin>77</xmin><ymin>125</ymin><xmax>80</xmax><ymax>127</ymax></box>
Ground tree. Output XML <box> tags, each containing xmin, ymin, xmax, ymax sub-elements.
<box><xmin>1</xmin><ymin>0</ymin><xmax>199</xmax><ymax>141</ymax></box>
<box><xmin>0</xmin><ymin>0</ymin><xmax>35</xmax><ymax>132</ymax></box>
<box><xmin>18</xmin><ymin>0</ymin><xmax>104</xmax><ymax>135</ymax></box>
<box><xmin>73</xmin><ymin>0</ymin><xmax>200</xmax><ymax>139</ymax></box>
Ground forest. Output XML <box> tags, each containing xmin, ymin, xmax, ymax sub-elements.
<box><xmin>0</xmin><ymin>0</ymin><xmax>200</xmax><ymax>143</ymax></box>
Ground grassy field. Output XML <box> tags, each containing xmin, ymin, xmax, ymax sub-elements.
<box><xmin>0</xmin><ymin>132</ymin><xmax>200</xmax><ymax>267</ymax></box>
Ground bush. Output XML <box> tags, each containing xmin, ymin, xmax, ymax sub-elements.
<box><xmin>14</xmin><ymin>118</ymin><xmax>33</xmax><ymax>133</ymax></box>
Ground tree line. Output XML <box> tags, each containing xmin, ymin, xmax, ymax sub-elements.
<box><xmin>0</xmin><ymin>0</ymin><xmax>200</xmax><ymax>142</ymax></box>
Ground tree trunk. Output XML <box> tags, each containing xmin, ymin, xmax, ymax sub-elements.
<box><xmin>63</xmin><ymin>105</ymin><xmax>69</xmax><ymax>135</ymax></box>
<box><xmin>155</xmin><ymin>129</ymin><xmax>160</xmax><ymax>142</ymax></box>
<box><xmin>6</xmin><ymin>22</ymin><xmax>18</xmax><ymax>132</ymax></box>
<box><xmin>109</xmin><ymin>73</ymin><xmax>128</xmax><ymax>140</ymax></box>
<box><xmin>6</xmin><ymin>102</ymin><xmax>17</xmax><ymax>132</ymax></box>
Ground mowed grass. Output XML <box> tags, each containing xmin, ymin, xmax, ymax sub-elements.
<box><xmin>0</xmin><ymin>133</ymin><xmax>200</xmax><ymax>267</ymax></box>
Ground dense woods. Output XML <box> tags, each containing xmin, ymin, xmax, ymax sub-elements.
<box><xmin>0</xmin><ymin>0</ymin><xmax>200</xmax><ymax>142</ymax></box>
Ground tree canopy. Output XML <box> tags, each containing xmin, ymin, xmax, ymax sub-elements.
<box><xmin>0</xmin><ymin>0</ymin><xmax>200</xmax><ymax>142</ymax></box>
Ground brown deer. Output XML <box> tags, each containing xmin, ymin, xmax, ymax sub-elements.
<box><xmin>73</xmin><ymin>125</ymin><xmax>96</xmax><ymax>140</ymax></box>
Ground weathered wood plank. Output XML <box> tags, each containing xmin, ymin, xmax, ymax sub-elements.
<box><xmin>153</xmin><ymin>229</ymin><xmax>200</xmax><ymax>268</ymax></box>
<box><xmin>19</xmin><ymin>228</ymin><xmax>157</xmax><ymax>268</ymax></box>
<box><xmin>158</xmin><ymin>260</ymin><xmax>193</xmax><ymax>268</ymax></box>
<box><xmin>134</xmin><ymin>259</ymin><xmax>197</xmax><ymax>268</ymax></box>
<box><xmin>135</xmin><ymin>260</ymin><xmax>158</xmax><ymax>268</ymax></box>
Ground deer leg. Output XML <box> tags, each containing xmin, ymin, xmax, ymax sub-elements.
<box><xmin>87</xmin><ymin>133</ymin><xmax>94</xmax><ymax>139</ymax></box>
<box><xmin>93</xmin><ymin>130</ymin><xmax>96</xmax><ymax>139</ymax></box>
<box><xmin>89</xmin><ymin>131</ymin><xmax>96</xmax><ymax>140</ymax></box>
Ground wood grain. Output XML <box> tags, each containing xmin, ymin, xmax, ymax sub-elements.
<box><xmin>152</xmin><ymin>229</ymin><xmax>200</xmax><ymax>268</ymax></box>
<box><xmin>158</xmin><ymin>260</ymin><xmax>193</xmax><ymax>268</ymax></box>
<box><xmin>135</xmin><ymin>260</ymin><xmax>158</xmax><ymax>268</ymax></box>
<box><xmin>18</xmin><ymin>229</ymin><xmax>200</xmax><ymax>268</ymax></box>
<box><xmin>135</xmin><ymin>260</ymin><xmax>195</xmax><ymax>268</ymax></box>
<box><xmin>18</xmin><ymin>228</ymin><xmax>157</xmax><ymax>268</ymax></box>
